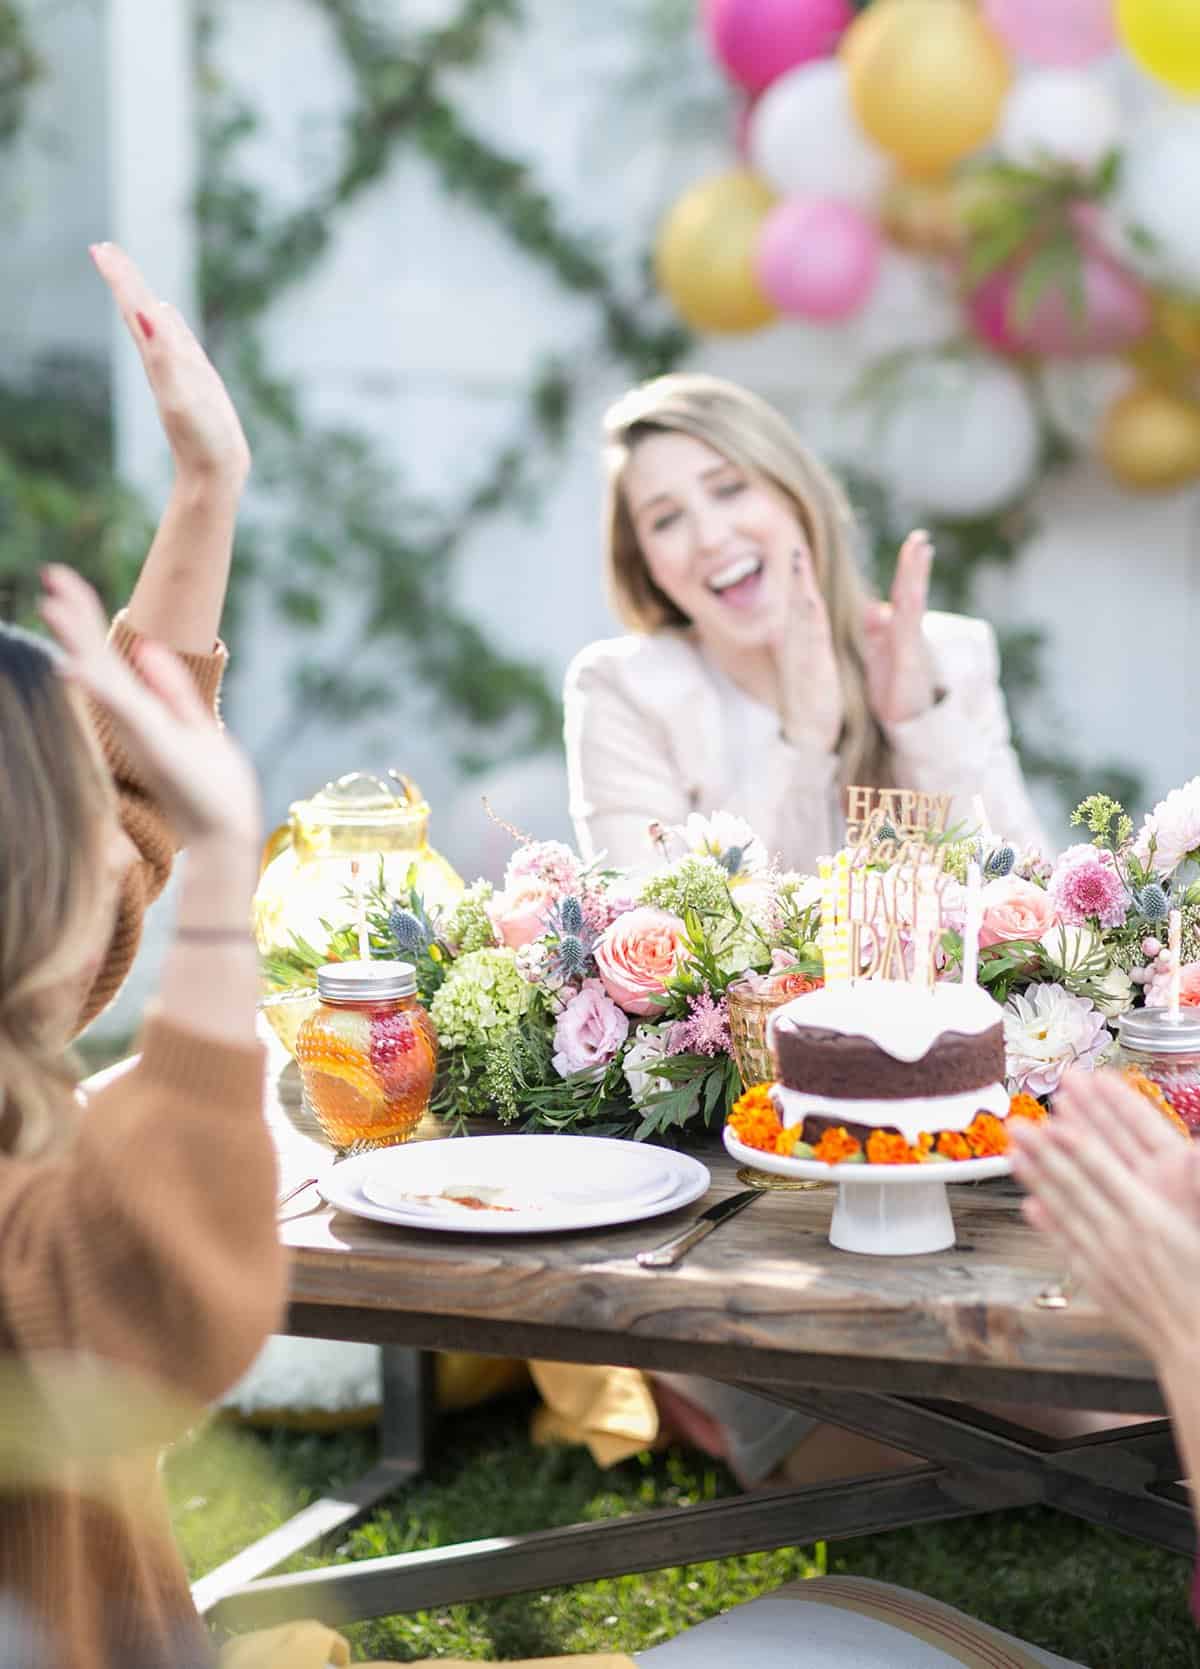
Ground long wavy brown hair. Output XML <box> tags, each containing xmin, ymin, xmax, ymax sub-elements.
<box><xmin>0</xmin><ymin>626</ymin><xmax>114</xmax><ymax>1155</ymax></box>
<box><xmin>601</xmin><ymin>372</ymin><xmax>889</xmax><ymax>789</ymax></box>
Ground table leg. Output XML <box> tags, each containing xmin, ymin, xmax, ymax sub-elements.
<box><xmin>192</xmin><ymin>1347</ymin><xmax>434</xmax><ymax>1618</ymax></box>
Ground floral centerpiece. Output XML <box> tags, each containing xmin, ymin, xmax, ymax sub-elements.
<box><xmin>262</xmin><ymin>814</ymin><xmax>822</xmax><ymax>1141</ymax></box>
<box><xmin>262</xmin><ymin>780</ymin><xmax>1200</xmax><ymax>1146</ymax></box>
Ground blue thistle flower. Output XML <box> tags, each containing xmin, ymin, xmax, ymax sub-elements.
<box><xmin>559</xmin><ymin>895</ymin><xmax>584</xmax><ymax>935</ymax></box>
<box><xmin>557</xmin><ymin>934</ymin><xmax>588</xmax><ymax>979</ymax></box>
<box><xmin>388</xmin><ymin>906</ymin><xmax>429</xmax><ymax>956</ymax></box>
<box><xmin>718</xmin><ymin>843</ymin><xmax>746</xmax><ymax>876</ymax></box>
<box><xmin>984</xmin><ymin>844</ymin><xmax>1016</xmax><ymax>880</ymax></box>
<box><xmin>874</xmin><ymin>819</ymin><xmax>898</xmax><ymax>844</ymax></box>
<box><xmin>1137</xmin><ymin>883</ymin><xmax>1169</xmax><ymax>922</ymax></box>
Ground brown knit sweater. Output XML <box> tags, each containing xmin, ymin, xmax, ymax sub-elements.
<box><xmin>0</xmin><ymin>615</ymin><xmax>287</xmax><ymax>1668</ymax></box>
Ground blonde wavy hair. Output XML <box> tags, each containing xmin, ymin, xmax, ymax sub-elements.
<box><xmin>0</xmin><ymin>626</ymin><xmax>114</xmax><ymax>1156</ymax></box>
<box><xmin>601</xmin><ymin>372</ymin><xmax>889</xmax><ymax>789</ymax></box>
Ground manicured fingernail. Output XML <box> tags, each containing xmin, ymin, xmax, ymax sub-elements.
<box><xmin>136</xmin><ymin>311</ymin><xmax>155</xmax><ymax>341</ymax></box>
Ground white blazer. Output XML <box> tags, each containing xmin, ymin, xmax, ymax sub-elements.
<box><xmin>563</xmin><ymin>612</ymin><xmax>1046</xmax><ymax>873</ymax></box>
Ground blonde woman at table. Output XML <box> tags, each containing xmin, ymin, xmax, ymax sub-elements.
<box><xmin>561</xmin><ymin>371</ymin><xmax>1047</xmax><ymax>1489</ymax></box>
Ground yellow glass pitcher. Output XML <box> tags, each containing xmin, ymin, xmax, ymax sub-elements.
<box><xmin>254</xmin><ymin>771</ymin><xmax>463</xmax><ymax>1052</ymax></box>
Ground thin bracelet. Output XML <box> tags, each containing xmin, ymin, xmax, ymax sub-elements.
<box><xmin>174</xmin><ymin>926</ymin><xmax>255</xmax><ymax>942</ymax></box>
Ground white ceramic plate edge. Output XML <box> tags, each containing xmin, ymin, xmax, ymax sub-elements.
<box><xmin>321</xmin><ymin>1147</ymin><xmax>712</xmax><ymax>1234</ymax></box>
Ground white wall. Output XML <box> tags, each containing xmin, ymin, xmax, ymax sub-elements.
<box><xmin>10</xmin><ymin>0</ymin><xmax>1198</xmax><ymax>1036</ymax></box>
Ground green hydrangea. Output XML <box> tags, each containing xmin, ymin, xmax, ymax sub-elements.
<box><xmin>443</xmin><ymin>879</ymin><xmax>496</xmax><ymax>953</ymax></box>
<box><xmin>937</xmin><ymin>840</ymin><xmax>975</xmax><ymax>884</ymax></box>
<box><xmin>429</xmin><ymin>947</ymin><xmax>533</xmax><ymax>1049</ymax></box>
<box><xmin>638</xmin><ymin>854</ymin><xmax>731</xmax><ymax>919</ymax></box>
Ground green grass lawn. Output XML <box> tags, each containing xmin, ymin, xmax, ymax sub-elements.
<box><xmin>167</xmin><ymin>1392</ymin><xmax>1200</xmax><ymax>1667</ymax></box>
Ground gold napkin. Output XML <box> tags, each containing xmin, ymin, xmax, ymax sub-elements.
<box><xmin>528</xmin><ymin>1362</ymin><xmax>660</xmax><ymax>1467</ymax></box>
<box><xmin>219</xmin><ymin>1625</ymin><xmax>635</xmax><ymax>1669</ymax></box>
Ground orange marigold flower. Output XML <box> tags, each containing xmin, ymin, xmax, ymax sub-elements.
<box><xmin>966</xmin><ymin>1111</ymin><xmax>1009</xmax><ymax>1158</ymax></box>
<box><xmin>813</xmin><ymin>1126</ymin><xmax>863</xmax><ymax>1165</ymax></box>
<box><xmin>775</xmin><ymin>1124</ymin><xmax>805</xmax><ymax>1157</ymax></box>
<box><xmin>935</xmin><ymin>1130</ymin><xmax>972</xmax><ymax>1162</ymax></box>
<box><xmin>727</xmin><ymin>1082</ymin><xmax>782</xmax><ymax>1153</ymax></box>
<box><xmin>1007</xmin><ymin>1092</ymin><xmax>1048</xmax><ymax>1123</ymax></box>
<box><xmin>865</xmin><ymin>1129</ymin><xmax>917</xmax><ymax>1165</ymax></box>
<box><xmin>1121</xmin><ymin>1066</ymin><xmax>1190</xmax><ymax>1136</ymax></box>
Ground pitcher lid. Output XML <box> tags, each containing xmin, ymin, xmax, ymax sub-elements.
<box><xmin>290</xmin><ymin>771</ymin><xmax>428</xmax><ymax>834</ymax></box>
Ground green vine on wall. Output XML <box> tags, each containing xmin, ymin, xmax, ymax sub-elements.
<box><xmin>197</xmin><ymin>0</ymin><xmax>689</xmax><ymax>770</ymax></box>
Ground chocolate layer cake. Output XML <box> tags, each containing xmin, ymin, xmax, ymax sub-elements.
<box><xmin>767</xmin><ymin>980</ymin><xmax>1008</xmax><ymax>1146</ymax></box>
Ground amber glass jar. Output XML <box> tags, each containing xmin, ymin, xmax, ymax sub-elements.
<box><xmin>1113</xmin><ymin>1008</ymin><xmax>1200</xmax><ymax>1133</ymax></box>
<box><xmin>295</xmin><ymin>960</ymin><xmax>438</xmax><ymax>1153</ymax></box>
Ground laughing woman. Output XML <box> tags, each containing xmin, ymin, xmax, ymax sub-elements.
<box><xmin>562</xmin><ymin>372</ymin><xmax>1046</xmax><ymax>1489</ymax></box>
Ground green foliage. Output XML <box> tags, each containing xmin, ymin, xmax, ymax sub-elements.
<box><xmin>196</xmin><ymin>0</ymin><xmax>689</xmax><ymax>769</ymax></box>
<box><xmin>1072</xmin><ymin>793</ymin><xmax>1134</xmax><ymax>853</ymax></box>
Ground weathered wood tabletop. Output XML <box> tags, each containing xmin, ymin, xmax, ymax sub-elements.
<box><xmin>272</xmin><ymin>1043</ymin><xmax>1161</xmax><ymax>1414</ymax></box>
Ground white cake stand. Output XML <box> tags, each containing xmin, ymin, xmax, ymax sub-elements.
<box><xmin>723</xmin><ymin>1128</ymin><xmax>1012</xmax><ymax>1256</ymax></box>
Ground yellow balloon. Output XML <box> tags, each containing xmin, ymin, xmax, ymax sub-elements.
<box><xmin>655</xmin><ymin>171</ymin><xmax>777</xmax><ymax>335</ymax></box>
<box><xmin>1117</xmin><ymin>0</ymin><xmax>1200</xmax><ymax>97</ymax></box>
<box><xmin>844</xmin><ymin>0</ymin><xmax>1011</xmax><ymax>179</ymax></box>
<box><xmin>1100</xmin><ymin>384</ymin><xmax>1200</xmax><ymax>492</ymax></box>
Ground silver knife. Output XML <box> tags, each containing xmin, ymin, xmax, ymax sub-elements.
<box><xmin>636</xmin><ymin>1188</ymin><xmax>761</xmax><ymax>1270</ymax></box>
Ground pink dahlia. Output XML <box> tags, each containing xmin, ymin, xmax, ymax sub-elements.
<box><xmin>1047</xmin><ymin>845</ymin><xmax>1128</xmax><ymax>929</ymax></box>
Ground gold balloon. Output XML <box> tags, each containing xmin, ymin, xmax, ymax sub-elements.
<box><xmin>844</xmin><ymin>0</ymin><xmax>1012</xmax><ymax>179</ymax></box>
<box><xmin>1154</xmin><ymin>293</ymin><xmax>1200</xmax><ymax>368</ymax></box>
<box><xmin>1100</xmin><ymin>384</ymin><xmax>1200</xmax><ymax>492</ymax></box>
<box><xmin>879</xmin><ymin>176</ymin><xmax>967</xmax><ymax>257</ymax></box>
<box><xmin>655</xmin><ymin>170</ymin><xmax>777</xmax><ymax>335</ymax></box>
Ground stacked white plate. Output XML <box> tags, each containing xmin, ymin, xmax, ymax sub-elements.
<box><xmin>319</xmin><ymin>1134</ymin><xmax>711</xmax><ymax>1234</ymax></box>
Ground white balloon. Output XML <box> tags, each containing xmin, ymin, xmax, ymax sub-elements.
<box><xmin>851</xmin><ymin>249</ymin><xmax>961</xmax><ymax>359</ymax></box>
<box><xmin>871</xmin><ymin>357</ymin><xmax>1041</xmax><ymax>517</ymax></box>
<box><xmin>1113</xmin><ymin>112</ymin><xmax>1200</xmax><ymax>289</ymax></box>
<box><xmin>1040</xmin><ymin>358</ymin><xmax>1135</xmax><ymax>452</ymax></box>
<box><xmin>749</xmin><ymin>60</ymin><xmax>890</xmax><ymax>207</ymax></box>
<box><xmin>998</xmin><ymin>69</ymin><xmax>1122</xmax><ymax>173</ymax></box>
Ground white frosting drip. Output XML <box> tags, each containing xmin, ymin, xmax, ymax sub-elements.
<box><xmin>770</xmin><ymin>1080</ymin><xmax>1010</xmax><ymax>1144</ymax></box>
<box><xmin>767</xmin><ymin>978</ymin><xmax>1002</xmax><ymax>1062</ymax></box>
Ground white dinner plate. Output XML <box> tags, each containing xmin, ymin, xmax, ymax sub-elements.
<box><xmin>320</xmin><ymin>1134</ymin><xmax>711</xmax><ymax>1234</ymax></box>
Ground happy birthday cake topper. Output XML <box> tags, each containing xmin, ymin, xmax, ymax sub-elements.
<box><xmin>819</xmin><ymin>786</ymin><xmax>954</xmax><ymax>988</ymax></box>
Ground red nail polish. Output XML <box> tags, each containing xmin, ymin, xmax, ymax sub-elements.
<box><xmin>136</xmin><ymin>311</ymin><xmax>155</xmax><ymax>341</ymax></box>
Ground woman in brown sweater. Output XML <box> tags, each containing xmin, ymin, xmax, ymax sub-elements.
<box><xmin>0</xmin><ymin>246</ymin><xmax>286</xmax><ymax>1668</ymax></box>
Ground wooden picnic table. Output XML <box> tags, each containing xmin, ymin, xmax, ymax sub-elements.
<box><xmin>198</xmin><ymin>1034</ymin><xmax>1195</xmax><ymax>1635</ymax></box>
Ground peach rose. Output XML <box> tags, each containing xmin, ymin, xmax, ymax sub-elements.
<box><xmin>594</xmin><ymin>906</ymin><xmax>687</xmax><ymax>1016</ymax></box>
<box><xmin>978</xmin><ymin>876</ymin><xmax>1057</xmax><ymax>948</ymax></box>
<box><xmin>486</xmin><ymin>879</ymin><xmax>556</xmax><ymax>949</ymax></box>
<box><xmin>1179</xmin><ymin>962</ymin><xmax>1200</xmax><ymax>1007</ymax></box>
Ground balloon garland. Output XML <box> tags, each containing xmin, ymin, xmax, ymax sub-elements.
<box><xmin>655</xmin><ymin>0</ymin><xmax>1200</xmax><ymax>505</ymax></box>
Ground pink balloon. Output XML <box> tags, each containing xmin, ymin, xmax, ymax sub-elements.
<box><xmin>981</xmin><ymin>0</ymin><xmax>1116</xmax><ymax>67</ymax></box>
<box><xmin>704</xmin><ymin>0</ymin><xmax>854</xmax><ymax>94</ymax></box>
<box><xmin>755</xmin><ymin>196</ymin><xmax>882</xmax><ymax>321</ymax></box>
<box><xmin>967</xmin><ymin>244</ymin><xmax>1149</xmax><ymax>358</ymax></box>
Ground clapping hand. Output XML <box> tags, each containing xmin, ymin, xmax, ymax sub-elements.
<box><xmin>861</xmin><ymin>530</ymin><xmax>936</xmax><ymax>726</ymax></box>
<box><xmin>771</xmin><ymin>547</ymin><xmax>844</xmax><ymax>753</ymax></box>
<box><xmin>1009</xmin><ymin>1071</ymin><xmax>1200</xmax><ymax>1363</ymax></box>
<box><xmin>89</xmin><ymin>242</ymin><xmax>250</xmax><ymax>490</ymax></box>
<box><xmin>39</xmin><ymin>565</ymin><xmax>261</xmax><ymax>850</ymax></box>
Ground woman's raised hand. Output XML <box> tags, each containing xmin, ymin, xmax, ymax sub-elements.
<box><xmin>39</xmin><ymin>565</ymin><xmax>261</xmax><ymax>850</ymax></box>
<box><xmin>89</xmin><ymin>242</ymin><xmax>250</xmax><ymax>491</ymax></box>
<box><xmin>861</xmin><ymin>529</ymin><xmax>936</xmax><ymax>727</ymax></box>
<box><xmin>772</xmin><ymin>547</ymin><xmax>844</xmax><ymax>754</ymax></box>
<box><xmin>1009</xmin><ymin>1070</ymin><xmax>1200</xmax><ymax>1362</ymax></box>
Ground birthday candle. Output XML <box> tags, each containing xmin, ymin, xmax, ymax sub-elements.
<box><xmin>1169</xmin><ymin>907</ymin><xmax>1182</xmax><ymax>1019</ymax></box>
<box><xmin>833</xmin><ymin>849</ymin><xmax>852</xmax><ymax>985</ymax></box>
<box><xmin>351</xmin><ymin>859</ymin><xmax>371</xmax><ymax>964</ymax></box>
<box><xmin>962</xmin><ymin>861</ymin><xmax>982</xmax><ymax>988</ymax></box>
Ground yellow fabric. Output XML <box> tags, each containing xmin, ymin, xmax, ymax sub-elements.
<box><xmin>219</xmin><ymin>1628</ymin><xmax>635</xmax><ymax>1669</ymax></box>
<box><xmin>437</xmin><ymin>1352</ymin><xmax>530</xmax><ymax>1412</ymax></box>
<box><xmin>529</xmin><ymin>1362</ymin><xmax>660</xmax><ymax>1467</ymax></box>
<box><xmin>218</xmin><ymin>1620</ymin><xmax>350</xmax><ymax>1668</ymax></box>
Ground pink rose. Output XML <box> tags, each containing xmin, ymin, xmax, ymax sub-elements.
<box><xmin>594</xmin><ymin>906</ymin><xmax>686</xmax><ymax>1016</ymax></box>
<box><xmin>552</xmin><ymin>979</ymin><xmax>630</xmax><ymax>1078</ymax></box>
<box><xmin>487</xmin><ymin>879</ymin><xmax>556</xmax><ymax>949</ymax></box>
<box><xmin>978</xmin><ymin>876</ymin><xmax>1057</xmax><ymax>948</ymax></box>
